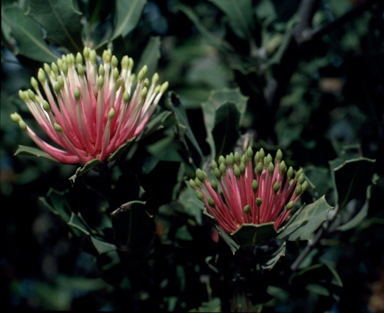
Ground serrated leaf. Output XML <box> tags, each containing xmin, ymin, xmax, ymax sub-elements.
<box><xmin>136</xmin><ymin>36</ymin><xmax>161</xmax><ymax>80</ymax></box>
<box><xmin>14</xmin><ymin>145</ymin><xmax>59</xmax><ymax>163</ymax></box>
<box><xmin>26</xmin><ymin>0</ymin><xmax>83</xmax><ymax>53</ymax></box>
<box><xmin>167</xmin><ymin>92</ymin><xmax>204</xmax><ymax>163</ymax></box>
<box><xmin>2</xmin><ymin>4</ymin><xmax>58</xmax><ymax>62</ymax></box>
<box><xmin>230</xmin><ymin>222</ymin><xmax>277</xmax><ymax>247</ymax></box>
<box><xmin>111</xmin><ymin>0</ymin><xmax>146</xmax><ymax>41</ymax></box>
<box><xmin>90</xmin><ymin>236</ymin><xmax>117</xmax><ymax>254</ymax></box>
<box><xmin>208</xmin><ymin>0</ymin><xmax>253</xmax><ymax>40</ymax></box>
<box><xmin>331</xmin><ymin>157</ymin><xmax>375</xmax><ymax>211</ymax></box>
<box><xmin>261</xmin><ymin>242</ymin><xmax>286</xmax><ymax>271</ymax></box>
<box><xmin>177</xmin><ymin>5</ymin><xmax>232</xmax><ymax>52</ymax></box>
<box><xmin>277</xmin><ymin>196</ymin><xmax>332</xmax><ymax>241</ymax></box>
<box><xmin>69</xmin><ymin>158</ymin><xmax>101</xmax><ymax>184</ymax></box>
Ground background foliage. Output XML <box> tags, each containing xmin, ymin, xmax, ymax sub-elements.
<box><xmin>1</xmin><ymin>0</ymin><xmax>384</xmax><ymax>311</ymax></box>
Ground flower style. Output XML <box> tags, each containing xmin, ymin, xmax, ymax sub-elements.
<box><xmin>11</xmin><ymin>48</ymin><xmax>168</xmax><ymax>164</ymax></box>
<box><xmin>191</xmin><ymin>148</ymin><xmax>308</xmax><ymax>234</ymax></box>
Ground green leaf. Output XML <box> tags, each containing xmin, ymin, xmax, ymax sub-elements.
<box><xmin>39</xmin><ymin>188</ymin><xmax>72</xmax><ymax>223</ymax></box>
<box><xmin>291</xmin><ymin>263</ymin><xmax>343</xmax><ymax>287</ymax></box>
<box><xmin>331</xmin><ymin>157</ymin><xmax>375</xmax><ymax>211</ymax></box>
<box><xmin>90</xmin><ymin>236</ymin><xmax>117</xmax><ymax>254</ymax></box>
<box><xmin>69</xmin><ymin>158</ymin><xmax>101</xmax><ymax>185</ymax></box>
<box><xmin>337</xmin><ymin>182</ymin><xmax>374</xmax><ymax>231</ymax></box>
<box><xmin>178</xmin><ymin>183</ymin><xmax>203</xmax><ymax>225</ymax></box>
<box><xmin>208</xmin><ymin>0</ymin><xmax>253</xmax><ymax>40</ymax></box>
<box><xmin>277</xmin><ymin>196</ymin><xmax>332</xmax><ymax>241</ymax></box>
<box><xmin>26</xmin><ymin>0</ymin><xmax>83</xmax><ymax>53</ymax></box>
<box><xmin>177</xmin><ymin>5</ymin><xmax>232</xmax><ymax>52</ymax></box>
<box><xmin>304</xmin><ymin>165</ymin><xmax>332</xmax><ymax>199</ymax></box>
<box><xmin>2</xmin><ymin>3</ymin><xmax>58</xmax><ymax>62</ymax></box>
<box><xmin>201</xmin><ymin>88</ymin><xmax>248</xmax><ymax>159</ymax></box>
<box><xmin>14</xmin><ymin>145</ymin><xmax>59</xmax><ymax>163</ymax></box>
<box><xmin>111</xmin><ymin>0</ymin><xmax>146</xmax><ymax>41</ymax></box>
<box><xmin>140</xmin><ymin>111</ymin><xmax>173</xmax><ymax>139</ymax></box>
<box><xmin>211</xmin><ymin>102</ymin><xmax>240</xmax><ymax>158</ymax></box>
<box><xmin>261</xmin><ymin>242</ymin><xmax>286</xmax><ymax>271</ymax></box>
<box><xmin>230</xmin><ymin>222</ymin><xmax>277</xmax><ymax>247</ymax></box>
<box><xmin>189</xmin><ymin>298</ymin><xmax>221</xmax><ymax>312</ymax></box>
<box><xmin>136</xmin><ymin>36</ymin><xmax>161</xmax><ymax>80</ymax></box>
<box><xmin>67</xmin><ymin>212</ymin><xmax>90</xmax><ymax>236</ymax></box>
<box><xmin>107</xmin><ymin>137</ymin><xmax>136</xmax><ymax>162</ymax></box>
<box><xmin>167</xmin><ymin>92</ymin><xmax>205</xmax><ymax>163</ymax></box>
<box><xmin>175</xmin><ymin>225</ymin><xmax>193</xmax><ymax>241</ymax></box>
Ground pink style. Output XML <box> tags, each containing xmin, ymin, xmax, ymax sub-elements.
<box><xmin>11</xmin><ymin>48</ymin><xmax>168</xmax><ymax>164</ymax></box>
<box><xmin>191</xmin><ymin>148</ymin><xmax>308</xmax><ymax>233</ymax></box>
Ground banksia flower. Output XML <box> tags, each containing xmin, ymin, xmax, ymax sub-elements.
<box><xmin>191</xmin><ymin>148</ymin><xmax>308</xmax><ymax>234</ymax></box>
<box><xmin>11</xmin><ymin>48</ymin><xmax>168</xmax><ymax>164</ymax></box>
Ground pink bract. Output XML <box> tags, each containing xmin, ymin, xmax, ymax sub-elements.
<box><xmin>191</xmin><ymin>148</ymin><xmax>308</xmax><ymax>233</ymax></box>
<box><xmin>11</xmin><ymin>48</ymin><xmax>168</xmax><ymax>164</ymax></box>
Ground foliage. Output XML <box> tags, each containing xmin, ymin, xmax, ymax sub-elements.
<box><xmin>1</xmin><ymin>0</ymin><xmax>384</xmax><ymax>312</ymax></box>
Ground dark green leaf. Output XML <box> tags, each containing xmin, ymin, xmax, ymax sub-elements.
<box><xmin>69</xmin><ymin>158</ymin><xmax>101</xmax><ymax>185</ymax></box>
<box><xmin>136</xmin><ymin>36</ymin><xmax>161</xmax><ymax>80</ymax></box>
<box><xmin>177</xmin><ymin>5</ymin><xmax>232</xmax><ymax>51</ymax></box>
<box><xmin>107</xmin><ymin>137</ymin><xmax>136</xmax><ymax>162</ymax></box>
<box><xmin>90</xmin><ymin>236</ymin><xmax>117</xmax><ymax>255</ymax></box>
<box><xmin>277</xmin><ymin>196</ymin><xmax>332</xmax><ymax>241</ymax></box>
<box><xmin>212</xmin><ymin>101</ymin><xmax>240</xmax><ymax>158</ymax></box>
<box><xmin>175</xmin><ymin>225</ymin><xmax>193</xmax><ymax>241</ymax></box>
<box><xmin>178</xmin><ymin>183</ymin><xmax>203</xmax><ymax>225</ymax></box>
<box><xmin>337</xmin><ymin>182</ymin><xmax>374</xmax><ymax>231</ymax></box>
<box><xmin>26</xmin><ymin>0</ymin><xmax>83</xmax><ymax>53</ymax></box>
<box><xmin>331</xmin><ymin>157</ymin><xmax>375</xmax><ymax>210</ymax></box>
<box><xmin>140</xmin><ymin>111</ymin><xmax>173</xmax><ymax>139</ymax></box>
<box><xmin>291</xmin><ymin>263</ymin><xmax>343</xmax><ymax>287</ymax></box>
<box><xmin>14</xmin><ymin>145</ymin><xmax>59</xmax><ymax>163</ymax></box>
<box><xmin>167</xmin><ymin>92</ymin><xmax>204</xmax><ymax>163</ymax></box>
<box><xmin>111</xmin><ymin>0</ymin><xmax>146</xmax><ymax>41</ymax></box>
<box><xmin>189</xmin><ymin>298</ymin><xmax>221</xmax><ymax>312</ymax></box>
<box><xmin>261</xmin><ymin>242</ymin><xmax>286</xmax><ymax>271</ymax></box>
<box><xmin>208</xmin><ymin>0</ymin><xmax>253</xmax><ymax>39</ymax></box>
<box><xmin>67</xmin><ymin>212</ymin><xmax>90</xmax><ymax>236</ymax></box>
<box><xmin>2</xmin><ymin>4</ymin><xmax>58</xmax><ymax>62</ymax></box>
<box><xmin>230</xmin><ymin>222</ymin><xmax>277</xmax><ymax>247</ymax></box>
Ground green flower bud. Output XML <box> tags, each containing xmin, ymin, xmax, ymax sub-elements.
<box><xmin>43</xmin><ymin>101</ymin><xmax>50</xmax><ymax>112</ymax></box>
<box><xmin>268</xmin><ymin>162</ymin><xmax>274</xmax><ymax>176</ymax></box>
<box><xmin>140</xmin><ymin>87</ymin><xmax>147</xmax><ymax>99</ymax></box>
<box><xmin>226</xmin><ymin>154</ymin><xmax>234</xmax><ymax>168</ymax></box>
<box><xmin>83</xmin><ymin>47</ymin><xmax>90</xmax><ymax>60</ymax></box>
<box><xmin>259</xmin><ymin>148</ymin><xmax>265</xmax><ymax>160</ymax></box>
<box><xmin>234</xmin><ymin>164</ymin><xmax>241</xmax><ymax>179</ymax></box>
<box><xmin>113</xmin><ymin>68</ymin><xmax>119</xmax><ymax>82</ymax></box>
<box><xmin>74</xmin><ymin>88</ymin><xmax>81</xmax><ymax>101</ymax></box>
<box><xmin>234</xmin><ymin>152</ymin><xmax>241</xmax><ymax>165</ymax></box>
<box><xmin>196</xmin><ymin>169</ymin><xmax>205</xmax><ymax>182</ymax></box>
<box><xmin>240</xmin><ymin>162</ymin><xmax>246</xmax><ymax>175</ymax></box>
<box><xmin>90</xmin><ymin>50</ymin><xmax>97</xmax><ymax>64</ymax></box>
<box><xmin>208</xmin><ymin>198</ymin><xmax>216</xmax><ymax>208</ymax></box>
<box><xmin>111</xmin><ymin>55</ymin><xmax>118</xmax><ymax>68</ymax></box>
<box><xmin>256</xmin><ymin>162</ymin><xmax>263</xmax><ymax>176</ymax></box>
<box><xmin>247</xmin><ymin>147</ymin><xmax>253</xmax><ymax>160</ymax></box>
<box><xmin>252</xmin><ymin>180</ymin><xmax>258</xmax><ymax>192</ymax></box>
<box><xmin>275</xmin><ymin>149</ymin><xmax>283</xmax><ymax>163</ymax></box>
<box><xmin>10</xmin><ymin>113</ymin><xmax>21</xmax><ymax>123</ymax></box>
<box><xmin>256</xmin><ymin>198</ymin><xmax>262</xmax><ymax>207</ymax></box>
<box><xmin>295</xmin><ymin>185</ymin><xmax>302</xmax><ymax>197</ymax></box>
<box><xmin>279</xmin><ymin>161</ymin><xmax>287</xmax><ymax>175</ymax></box>
<box><xmin>44</xmin><ymin>63</ymin><xmax>51</xmax><ymax>75</ymax></box>
<box><xmin>219</xmin><ymin>163</ymin><xmax>226</xmax><ymax>175</ymax></box>
<box><xmin>273</xmin><ymin>181</ymin><xmax>280</xmax><ymax>194</ymax></box>
<box><xmin>99</xmin><ymin>65</ymin><xmax>105</xmax><ymax>77</ymax></box>
<box><xmin>143</xmin><ymin>78</ymin><xmax>150</xmax><ymax>88</ymax></box>
<box><xmin>54</xmin><ymin>123</ymin><xmax>63</xmax><ymax>132</ymax></box>
<box><xmin>19</xmin><ymin>121</ymin><xmax>27</xmax><ymax>131</ymax></box>
<box><xmin>211</xmin><ymin>159</ymin><xmax>218</xmax><ymax>170</ymax></box>
<box><xmin>160</xmin><ymin>81</ymin><xmax>169</xmax><ymax>93</ymax></box>
<box><xmin>287</xmin><ymin>166</ymin><xmax>294</xmax><ymax>180</ymax></box>
<box><xmin>196</xmin><ymin>191</ymin><xmax>205</xmax><ymax>202</ymax></box>
<box><xmin>38</xmin><ymin>69</ymin><xmax>46</xmax><ymax>84</ymax></box>
<box><xmin>190</xmin><ymin>179</ymin><xmax>197</xmax><ymax>190</ymax></box>
<box><xmin>301</xmin><ymin>180</ymin><xmax>308</xmax><ymax>192</ymax></box>
<box><xmin>152</xmin><ymin>73</ymin><xmax>159</xmax><ymax>85</ymax></box>
<box><xmin>298</xmin><ymin>174</ymin><xmax>305</xmax><ymax>185</ymax></box>
<box><xmin>121</xmin><ymin>56</ymin><xmax>129</xmax><ymax>69</ymax></box>
<box><xmin>108</xmin><ymin>108</ymin><xmax>115</xmax><ymax>120</ymax></box>
<box><xmin>214</xmin><ymin>168</ymin><xmax>222</xmax><ymax>180</ymax></box>
<box><xmin>254</xmin><ymin>151</ymin><xmax>260</xmax><ymax>164</ymax></box>
<box><xmin>62</xmin><ymin>62</ymin><xmax>68</xmax><ymax>75</ymax></box>
<box><xmin>97</xmin><ymin>76</ymin><xmax>104</xmax><ymax>89</ymax></box>
<box><xmin>76</xmin><ymin>52</ymin><xmax>83</xmax><ymax>65</ymax></box>
<box><xmin>77</xmin><ymin>64</ymin><xmax>85</xmax><ymax>76</ymax></box>
<box><xmin>211</xmin><ymin>180</ymin><xmax>218</xmax><ymax>191</ymax></box>
<box><xmin>195</xmin><ymin>177</ymin><xmax>203</xmax><ymax>189</ymax></box>
<box><xmin>295</xmin><ymin>168</ymin><xmax>303</xmax><ymax>181</ymax></box>
<box><xmin>286</xmin><ymin>201</ymin><xmax>294</xmax><ymax>211</ymax></box>
<box><xmin>57</xmin><ymin>76</ymin><xmax>64</xmax><ymax>89</ymax></box>
<box><xmin>123</xmin><ymin>91</ymin><xmax>130</xmax><ymax>103</ymax></box>
<box><xmin>31</xmin><ymin>77</ymin><xmax>38</xmax><ymax>90</ymax></box>
<box><xmin>218</xmin><ymin>155</ymin><xmax>226</xmax><ymax>165</ymax></box>
<box><xmin>244</xmin><ymin>205</ymin><xmax>250</xmax><ymax>214</ymax></box>
<box><xmin>51</xmin><ymin>62</ymin><xmax>59</xmax><ymax>76</ymax></box>
<box><xmin>19</xmin><ymin>90</ymin><xmax>27</xmax><ymax>102</ymax></box>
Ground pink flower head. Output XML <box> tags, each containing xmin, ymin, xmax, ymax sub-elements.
<box><xmin>191</xmin><ymin>148</ymin><xmax>308</xmax><ymax>234</ymax></box>
<box><xmin>11</xmin><ymin>48</ymin><xmax>168</xmax><ymax>164</ymax></box>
